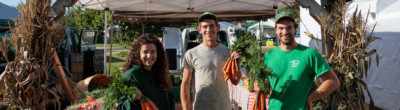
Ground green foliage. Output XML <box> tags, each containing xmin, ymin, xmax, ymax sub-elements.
<box><xmin>60</xmin><ymin>6</ymin><xmax>196</xmax><ymax>44</ymax></box>
<box><xmin>231</xmin><ymin>32</ymin><xmax>274</xmax><ymax>94</ymax></box>
<box><xmin>113</xmin><ymin>33</ymin><xmax>133</xmax><ymax>49</ymax></box>
<box><xmin>103</xmin><ymin>68</ymin><xmax>137</xmax><ymax>110</ymax></box>
<box><xmin>60</xmin><ymin>6</ymin><xmax>110</xmax><ymax>43</ymax></box>
<box><xmin>118</xmin><ymin>51</ymin><xmax>128</xmax><ymax>57</ymax></box>
<box><xmin>231</xmin><ymin>31</ymin><xmax>252</xmax><ymax>59</ymax></box>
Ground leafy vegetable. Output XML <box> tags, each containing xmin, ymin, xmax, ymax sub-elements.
<box><xmin>102</xmin><ymin>68</ymin><xmax>137</xmax><ymax>109</ymax></box>
<box><xmin>231</xmin><ymin>31</ymin><xmax>274</xmax><ymax>94</ymax></box>
<box><xmin>75</xmin><ymin>88</ymin><xmax>107</xmax><ymax>104</ymax></box>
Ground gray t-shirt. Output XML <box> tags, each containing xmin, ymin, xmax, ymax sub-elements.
<box><xmin>183</xmin><ymin>43</ymin><xmax>231</xmax><ymax>110</ymax></box>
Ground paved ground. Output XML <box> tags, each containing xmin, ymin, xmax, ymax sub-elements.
<box><xmin>96</xmin><ymin>46</ymin><xmax>129</xmax><ymax>55</ymax></box>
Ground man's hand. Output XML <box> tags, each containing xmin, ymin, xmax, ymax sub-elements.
<box><xmin>307</xmin><ymin>70</ymin><xmax>340</xmax><ymax>110</ymax></box>
<box><xmin>230</xmin><ymin>51</ymin><xmax>242</xmax><ymax>85</ymax></box>
<box><xmin>230</xmin><ymin>51</ymin><xmax>241</xmax><ymax>63</ymax></box>
<box><xmin>307</xmin><ymin>93</ymin><xmax>315</xmax><ymax>110</ymax></box>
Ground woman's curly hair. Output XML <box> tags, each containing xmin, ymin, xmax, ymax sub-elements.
<box><xmin>122</xmin><ymin>33</ymin><xmax>172</xmax><ymax>92</ymax></box>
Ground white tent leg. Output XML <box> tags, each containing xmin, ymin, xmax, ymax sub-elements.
<box><xmin>104</xmin><ymin>10</ymin><xmax>108</xmax><ymax>75</ymax></box>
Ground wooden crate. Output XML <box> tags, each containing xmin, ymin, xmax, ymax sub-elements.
<box><xmin>71</xmin><ymin>53</ymin><xmax>83</xmax><ymax>63</ymax></box>
<box><xmin>71</xmin><ymin>62</ymin><xmax>84</xmax><ymax>73</ymax></box>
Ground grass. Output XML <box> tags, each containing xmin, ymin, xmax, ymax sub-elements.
<box><xmin>105</xmin><ymin>52</ymin><xmax>127</xmax><ymax>75</ymax></box>
<box><xmin>97</xmin><ymin>43</ymin><xmax>129</xmax><ymax>75</ymax></box>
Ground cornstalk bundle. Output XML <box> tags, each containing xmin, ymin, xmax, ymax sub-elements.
<box><xmin>306</xmin><ymin>0</ymin><xmax>379</xmax><ymax>109</ymax></box>
<box><xmin>0</xmin><ymin>0</ymin><xmax>65</xmax><ymax>109</ymax></box>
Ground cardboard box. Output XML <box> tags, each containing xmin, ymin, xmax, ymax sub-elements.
<box><xmin>243</xmin><ymin>77</ymin><xmax>261</xmax><ymax>92</ymax></box>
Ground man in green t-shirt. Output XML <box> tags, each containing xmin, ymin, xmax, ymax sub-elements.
<box><xmin>263</xmin><ymin>11</ymin><xmax>340</xmax><ymax>110</ymax></box>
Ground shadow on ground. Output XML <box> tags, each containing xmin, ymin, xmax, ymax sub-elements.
<box><xmin>106</xmin><ymin>56</ymin><xmax>125</xmax><ymax>63</ymax></box>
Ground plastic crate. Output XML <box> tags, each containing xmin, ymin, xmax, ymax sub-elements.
<box><xmin>94</xmin><ymin>49</ymin><xmax>104</xmax><ymax>74</ymax></box>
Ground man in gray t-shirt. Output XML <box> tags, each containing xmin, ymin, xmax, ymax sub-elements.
<box><xmin>180</xmin><ymin>12</ymin><xmax>241</xmax><ymax>110</ymax></box>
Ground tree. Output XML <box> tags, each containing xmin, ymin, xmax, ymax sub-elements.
<box><xmin>60</xmin><ymin>7</ymin><xmax>196</xmax><ymax>44</ymax></box>
<box><xmin>59</xmin><ymin>6</ymin><xmax>109</xmax><ymax>43</ymax></box>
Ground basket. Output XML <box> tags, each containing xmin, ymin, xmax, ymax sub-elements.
<box><xmin>73</xmin><ymin>74</ymin><xmax>112</xmax><ymax>100</ymax></box>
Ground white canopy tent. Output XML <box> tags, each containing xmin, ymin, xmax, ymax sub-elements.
<box><xmin>300</xmin><ymin>0</ymin><xmax>400</xmax><ymax>109</ymax></box>
<box><xmin>349</xmin><ymin>0</ymin><xmax>400</xmax><ymax>110</ymax></box>
<box><xmin>247</xmin><ymin>19</ymin><xmax>275</xmax><ymax>31</ymax></box>
<box><xmin>75</xmin><ymin>0</ymin><xmax>296</xmax><ymax>23</ymax></box>
<box><xmin>247</xmin><ymin>19</ymin><xmax>276</xmax><ymax>40</ymax></box>
<box><xmin>74</xmin><ymin>0</ymin><xmax>297</xmax><ymax>75</ymax></box>
<box><xmin>218</xmin><ymin>21</ymin><xmax>245</xmax><ymax>32</ymax></box>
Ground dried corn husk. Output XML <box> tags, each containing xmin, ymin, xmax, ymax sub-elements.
<box><xmin>305</xmin><ymin>0</ymin><xmax>379</xmax><ymax>109</ymax></box>
<box><xmin>0</xmin><ymin>0</ymin><xmax>65</xmax><ymax>109</ymax></box>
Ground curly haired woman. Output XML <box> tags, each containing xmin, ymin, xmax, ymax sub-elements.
<box><xmin>117</xmin><ymin>33</ymin><xmax>175</xmax><ymax>110</ymax></box>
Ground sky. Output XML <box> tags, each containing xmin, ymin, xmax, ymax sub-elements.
<box><xmin>0</xmin><ymin>0</ymin><xmax>56</xmax><ymax>7</ymax></box>
<box><xmin>0</xmin><ymin>0</ymin><xmax>25</xmax><ymax>7</ymax></box>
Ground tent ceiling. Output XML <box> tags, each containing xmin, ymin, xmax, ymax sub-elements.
<box><xmin>75</xmin><ymin>0</ymin><xmax>297</xmax><ymax>23</ymax></box>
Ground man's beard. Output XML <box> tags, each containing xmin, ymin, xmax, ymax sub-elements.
<box><xmin>279</xmin><ymin>34</ymin><xmax>294</xmax><ymax>45</ymax></box>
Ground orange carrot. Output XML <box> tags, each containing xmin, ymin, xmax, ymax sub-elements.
<box><xmin>251</xmin><ymin>93</ymin><xmax>258</xmax><ymax>110</ymax></box>
<box><xmin>231</xmin><ymin>59</ymin><xmax>236</xmax><ymax>77</ymax></box>
<box><xmin>147</xmin><ymin>99</ymin><xmax>159</xmax><ymax>110</ymax></box>
<box><xmin>230</xmin><ymin>59</ymin><xmax>240</xmax><ymax>84</ymax></box>
<box><xmin>140</xmin><ymin>100</ymin><xmax>146</xmax><ymax>110</ymax></box>
<box><xmin>260</xmin><ymin>92</ymin><xmax>265</xmax><ymax>110</ymax></box>
<box><xmin>144</xmin><ymin>101</ymin><xmax>152</xmax><ymax>110</ymax></box>
<box><xmin>257</xmin><ymin>94</ymin><xmax>261</xmax><ymax>110</ymax></box>
<box><xmin>225</xmin><ymin>59</ymin><xmax>233</xmax><ymax>81</ymax></box>
<box><xmin>223</xmin><ymin>59</ymin><xmax>232</xmax><ymax>78</ymax></box>
<box><xmin>222</xmin><ymin>58</ymin><xmax>231</xmax><ymax>72</ymax></box>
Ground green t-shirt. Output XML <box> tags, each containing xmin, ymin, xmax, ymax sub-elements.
<box><xmin>263</xmin><ymin>44</ymin><xmax>331</xmax><ymax>110</ymax></box>
<box><xmin>118</xmin><ymin>65</ymin><xmax>175</xmax><ymax>110</ymax></box>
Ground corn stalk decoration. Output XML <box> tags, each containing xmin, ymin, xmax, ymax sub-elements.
<box><xmin>305</xmin><ymin>0</ymin><xmax>380</xmax><ymax>109</ymax></box>
<box><xmin>0</xmin><ymin>0</ymin><xmax>65</xmax><ymax>109</ymax></box>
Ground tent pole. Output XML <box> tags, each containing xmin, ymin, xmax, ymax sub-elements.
<box><xmin>104</xmin><ymin>10</ymin><xmax>108</xmax><ymax>75</ymax></box>
<box><xmin>142</xmin><ymin>23</ymin><xmax>145</xmax><ymax>34</ymax></box>
<box><xmin>108</xmin><ymin>11</ymin><xmax>114</xmax><ymax>76</ymax></box>
<box><xmin>259</xmin><ymin>19</ymin><xmax>262</xmax><ymax>53</ymax></box>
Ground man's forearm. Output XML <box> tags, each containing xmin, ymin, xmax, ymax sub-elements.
<box><xmin>308</xmin><ymin>78</ymin><xmax>340</xmax><ymax>102</ymax></box>
<box><xmin>180</xmin><ymin>83</ymin><xmax>191</xmax><ymax>110</ymax></box>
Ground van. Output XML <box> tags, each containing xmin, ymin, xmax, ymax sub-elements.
<box><xmin>162</xmin><ymin>24</ymin><xmax>244</xmax><ymax>76</ymax></box>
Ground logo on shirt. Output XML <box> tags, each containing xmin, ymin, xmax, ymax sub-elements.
<box><xmin>290</xmin><ymin>60</ymin><xmax>300</xmax><ymax>67</ymax></box>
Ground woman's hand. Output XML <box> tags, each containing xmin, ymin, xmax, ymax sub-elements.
<box><xmin>135</xmin><ymin>89</ymin><xmax>142</xmax><ymax>100</ymax></box>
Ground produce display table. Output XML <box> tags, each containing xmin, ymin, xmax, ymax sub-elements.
<box><xmin>228</xmin><ymin>81</ymin><xmax>269</xmax><ymax>110</ymax></box>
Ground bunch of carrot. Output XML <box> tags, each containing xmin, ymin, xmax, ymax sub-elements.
<box><xmin>222</xmin><ymin>57</ymin><xmax>239</xmax><ymax>82</ymax></box>
<box><xmin>251</xmin><ymin>92</ymin><xmax>266</xmax><ymax>110</ymax></box>
<box><xmin>140</xmin><ymin>97</ymin><xmax>158</xmax><ymax>110</ymax></box>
